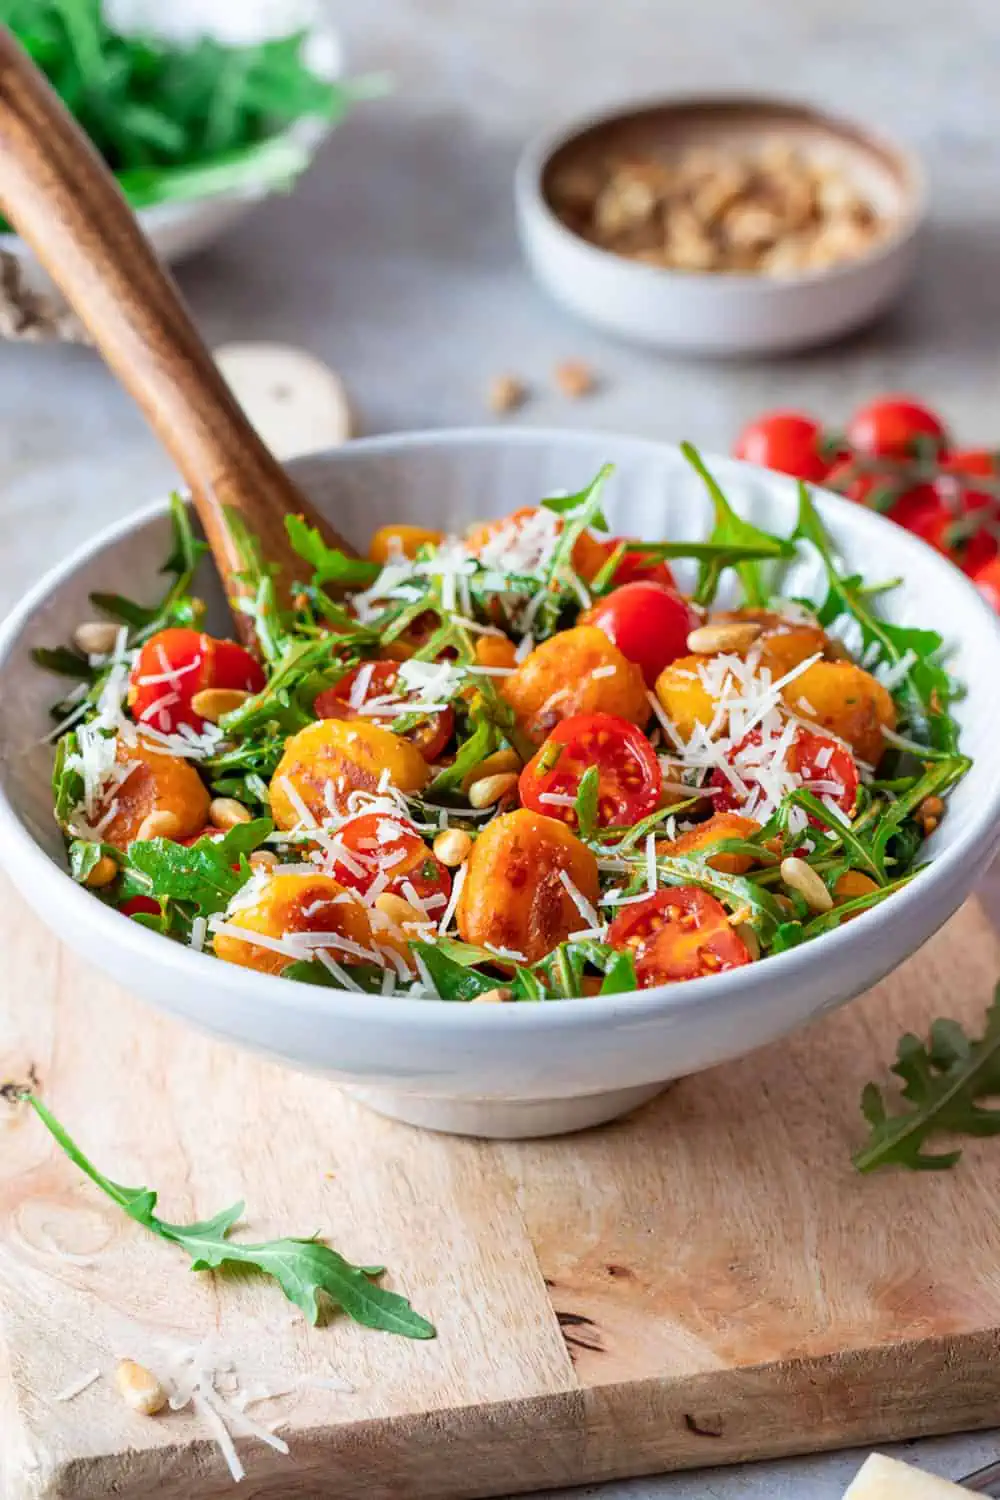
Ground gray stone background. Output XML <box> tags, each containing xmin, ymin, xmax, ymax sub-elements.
<box><xmin>4</xmin><ymin>0</ymin><xmax>1000</xmax><ymax>1492</ymax></box>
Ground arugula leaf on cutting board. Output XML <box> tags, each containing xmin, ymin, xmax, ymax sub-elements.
<box><xmin>20</xmin><ymin>1094</ymin><xmax>435</xmax><ymax>1338</ymax></box>
<box><xmin>854</xmin><ymin>990</ymin><xmax>1000</xmax><ymax>1172</ymax></box>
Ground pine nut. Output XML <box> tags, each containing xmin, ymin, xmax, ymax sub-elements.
<box><xmin>115</xmin><ymin>1359</ymin><xmax>166</xmax><ymax>1416</ymax></box>
<box><xmin>687</xmin><ymin>621</ymin><xmax>763</xmax><ymax>655</ymax></box>
<box><xmin>135</xmin><ymin>810</ymin><xmax>180</xmax><ymax>842</ymax></box>
<box><xmin>461</xmin><ymin>747</ymin><xmax>521</xmax><ymax>792</ymax></box>
<box><xmin>84</xmin><ymin>854</ymin><xmax>118</xmax><ymax>889</ymax></box>
<box><xmin>73</xmin><ymin>620</ymin><xmax>121</xmax><ymax>656</ymax></box>
<box><xmin>467</xmin><ymin>771</ymin><xmax>519</xmax><ymax>809</ymax></box>
<box><xmin>471</xmin><ymin>986</ymin><xmax>514</xmax><ymax>1004</ymax></box>
<box><xmin>190</xmin><ymin>687</ymin><xmax>251</xmax><ymax>722</ymax></box>
<box><xmin>374</xmin><ymin>892</ymin><xmax>427</xmax><ymax>930</ymax></box>
<box><xmin>432</xmin><ymin>829</ymin><xmax>472</xmax><ymax>866</ymax></box>
<box><xmin>250</xmin><ymin>849</ymin><xmax>278</xmax><ymax>870</ymax></box>
<box><xmin>780</xmin><ymin>856</ymin><xmax>833</xmax><ymax>912</ymax></box>
<box><xmin>209</xmin><ymin>797</ymin><xmax>252</xmax><ymax>830</ymax></box>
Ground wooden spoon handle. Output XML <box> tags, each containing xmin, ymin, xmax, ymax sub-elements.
<box><xmin>0</xmin><ymin>28</ymin><xmax>355</xmax><ymax>644</ymax></box>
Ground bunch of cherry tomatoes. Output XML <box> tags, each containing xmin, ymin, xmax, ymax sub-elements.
<box><xmin>733</xmin><ymin>397</ymin><xmax>1000</xmax><ymax>612</ymax></box>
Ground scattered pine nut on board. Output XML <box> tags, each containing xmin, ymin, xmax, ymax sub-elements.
<box><xmin>844</xmin><ymin>1454</ymin><xmax>970</xmax><ymax>1496</ymax></box>
<box><xmin>6</xmin><ymin>873</ymin><xmax>1000</xmax><ymax>1499</ymax></box>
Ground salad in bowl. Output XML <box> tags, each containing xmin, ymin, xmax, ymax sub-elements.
<box><xmin>3</xmin><ymin>429</ymin><xmax>998</xmax><ymax>1136</ymax></box>
<box><xmin>35</xmin><ymin>444</ymin><xmax>969</xmax><ymax>1004</ymax></box>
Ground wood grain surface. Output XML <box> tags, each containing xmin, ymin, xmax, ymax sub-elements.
<box><xmin>3</xmin><ymin>877</ymin><xmax>1000</xmax><ymax>1500</ymax></box>
<box><xmin>0</xmin><ymin>30</ymin><xmax>354</xmax><ymax>644</ymax></box>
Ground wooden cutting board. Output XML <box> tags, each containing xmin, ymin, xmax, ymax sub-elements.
<box><xmin>4</xmin><ymin>873</ymin><xmax>1000</xmax><ymax>1500</ymax></box>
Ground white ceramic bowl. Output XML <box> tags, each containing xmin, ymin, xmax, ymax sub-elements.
<box><xmin>2</xmin><ymin>430</ymin><xmax>999</xmax><ymax>1139</ymax></box>
<box><xmin>0</xmin><ymin>1</ymin><xmax>342</xmax><ymax>314</ymax></box>
<box><xmin>515</xmin><ymin>96</ymin><xmax>925</xmax><ymax>355</ymax></box>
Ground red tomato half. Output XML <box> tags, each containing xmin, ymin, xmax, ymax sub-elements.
<box><xmin>972</xmin><ymin>556</ymin><xmax>1000</xmax><ymax>613</ymax></box>
<box><xmin>582</xmin><ymin>581</ymin><xmax>699</xmax><ymax>687</ymax></box>
<box><xmin>734</xmin><ymin>411</ymin><xmax>830</xmax><ymax>482</ymax></box>
<box><xmin>710</xmin><ymin>727</ymin><xmax>859</xmax><ymax>819</ymax></box>
<box><xmin>519</xmin><ymin>712</ymin><xmax>661</xmax><ymax>830</ymax></box>
<box><xmin>314</xmin><ymin>661</ymin><xmax>455</xmax><ymax>762</ymax></box>
<box><xmin>332</xmin><ymin>813</ymin><xmax>451</xmax><ymax>907</ymax></box>
<box><xmin>128</xmin><ymin>628</ymin><xmax>265</xmax><ymax>734</ymax></box>
<box><xmin>608</xmin><ymin>886</ymin><xmax>751</xmax><ymax>987</ymax></box>
<box><xmin>119</xmin><ymin>895</ymin><xmax>161</xmax><ymax>918</ymax></box>
<box><xmin>845</xmin><ymin>397</ymin><xmax>948</xmax><ymax>459</ymax></box>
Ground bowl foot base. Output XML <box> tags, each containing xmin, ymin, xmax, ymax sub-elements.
<box><xmin>343</xmin><ymin>1081</ymin><xmax>667</xmax><ymax>1139</ymax></box>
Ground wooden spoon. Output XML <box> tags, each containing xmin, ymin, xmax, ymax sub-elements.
<box><xmin>0</xmin><ymin>28</ymin><xmax>356</xmax><ymax>649</ymax></box>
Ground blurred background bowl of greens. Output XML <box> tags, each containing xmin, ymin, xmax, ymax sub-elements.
<box><xmin>0</xmin><ymin>0</ymin><xmax>365</xmax><ymax>327</ymax></box>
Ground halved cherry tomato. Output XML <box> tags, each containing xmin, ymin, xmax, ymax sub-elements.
<box><xmin>128</xmin><ymin>628</ymin><xmax>265</xmax><ymax>734</ymax></box>
<box><xmin>608</xmin><ymin>886</ymin><xmax>751</xmax><ymax>987</ymax></box>
<box><xmin>119</xmin><ymin>895</ymin><xmax>160</xmax><ymax>918</ymax></box>
<box><xmin>519</xmin><ymin>712</ymin><xmax>661</xmax><ymax>830</ymax></box>
<box><xmin>971</xmin><ymin>556</ymin><xmax>1000</xmax><ymax>612</ymax></box>
<box><xmin>845</xmin><ymin>397</ymin><xmax>948</xmax><ymax>459</ymax></box>
<box><xmin>332</xmin><ymin>813</ymin><xmax>451</xmax><ymax>907</ymax></box>
<box><xmin>710</xmin><ymin>727</ymin><xmax>859</xmax><ymax>820</ymax></box>
<box><xmin>582</xmin><ymin>581</ymin><xmax>700</xmax><ymax>687</ymax></box>
<box><xmin>734</xmin><ymin>411</ymin><xmax>830</xmax><ymax>482</ymax></box>
<box><xmin>314</xmin><ymin>661</ymin><xmax>455</xmax><ymax>762</ymax></box>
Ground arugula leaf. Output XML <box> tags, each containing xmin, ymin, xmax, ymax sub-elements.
<box><xmin>655</xmin><ymin>853</ymin><xmax>786</xmax><ymax>937</ymax></box>
<box><xmin>31</xmin><ymin>645</ymin><xmax>93</xmax><ymax>679</ymax></box>
<box><xmin>90</xmin><ymin>494</ymin><xmax>208</xmax><ymax>641</ymax></box>
<box><xmin>281</xmin><ymin>959</ymin><xmax>386</xmax><ymax>994</ymax></box>
<box><xmin>785</xmin><ymin>789</ymin><xmax>884</xmax><ymax>883</ymax></box>
<box><xmin>428</xmin><ymin>712</ymin><xmax>499</xmax><ymax>797</ymax></box>
<box><xmin>574</xmin><ymin>765</ymin><xmax>600</xmax><ymax>840</ymax></box>
<box><xmin>125</xmin><ymin>819</ymin><xmax>272</xmax><ymax>917</ymax></box>
<box><xmin>533</xmin><ymin>466</ymin><xmax>613</xmax><ymax>636</ymax></box>
<box><xmin>599</xmin><ymin>949</ymin><xmax>637</xmax><ymax>994</ymax></box>
<box><xmin>52</xmin><ymin>733</ymin><xmax>84</xmax><ymax>824</ymax></box>
<box><xmin>542</xmin><ymin>484</ymin><xmax>609</xmax><ymax>531</ymax></box>
<box><xmin>681</xmin><ymin>443</ymin><xmax>795</xmax><ymax>606</ymax></box>
<box><xmin>286</xmin><ymin>515</ymin><xmax>379</xmax><ymax>590</ymax></box>
<box><xmin>68</xmin><ymin>839</ymin><xmax>115</xmax><ymax>885</ymax></box>
<box><xmin>854</xmin><ymin>993</ymin><xmax>1000</xmax><ymax>1171</ymax></box>
<box><xmin>409</xmin><ymin>942</ymin><xmax>500</xmax><ymax>1000</ymax></box>
<box><xmin>869</xmin><ymin>757</ymin><xmax>970</xmax><ymax>879</ymax></box>
<box><xmin>794</xmin><ymin>484</ymin><xmax>961</xmax><ymax>753</ymax></box>
<box><xmin>22</xmin><ymin>1094</ymin><xmax>433</xmax><ymax>1336</ymax></box>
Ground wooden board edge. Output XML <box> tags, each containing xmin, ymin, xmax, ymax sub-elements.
<box><xmin>28</xmin><ymin>1329</ymin><xmax>1000</xmax><ymax>1500</ymax></box>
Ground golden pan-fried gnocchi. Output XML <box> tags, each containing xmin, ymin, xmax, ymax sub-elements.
<box><xmin>39</xmin><ymin>458</ymin><xmax>967</xmax><ymax>999</ymax></box>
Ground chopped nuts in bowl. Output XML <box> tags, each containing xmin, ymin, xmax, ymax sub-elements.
<box><xmin>515</xmin><ymin>95</ymin><xmax>925</xmax><ymax>354</ymax></box>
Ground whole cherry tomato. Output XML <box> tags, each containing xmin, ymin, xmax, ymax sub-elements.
<box><xmin>823</xmin><ymin>461</ymin><xmax>906</xmax><ymax>512</ymax></box>
<box><xmin>936</xmin><ymin>450</ymin><xmax>1000</xmax><ymax>574</ymax></box>
<box><xmin>885</xmin><ymin>485</ymin><xmax>952</xmax><ymax>550</ymax></box>
<box><xmin>332</xmin><ymin>813</ymin><xmax>451</xmax><ymax>907</ymax></box>
<box><xmin>710</xmin><ymin>727</ymin><xmax>859</xmax><ymax>820</ymax></box>
<box><xmin>314</xmin><ymin>660</ymin><xmax>455</xmax><ymax>762</ymax></box>
<box><xmin>593</xmin><ymin>539</ymin><xmax>675</xmax><ymax>590</ymax></box>
<box><xmin>128</xmin><ymin>628</ymin><xmax>265</xmax><ymax>734</ymax></box>
<box><xmin>971</xmin><ymin>556</ymin><xmax>1000</xmax><ymax>612</ymax></box>
<box><xmin>608</xmin><ymin>885</ymin><xmax>752</xmax><ymax>987</ymax></box>
<box><xmin>734</xmin><ymin>411</ymin><xmax>830</xmax><ymax>482</ymax></box>
<box><xmin>845</xmin><ymin>397</ymin><xmax>948</xmax><ymax>459</ymax></box>
<box><xmin>582</xmin><ymin>581</ymin><xmax>700</xmax><ymax>687</ymax></box>
<box><xmin>519</xmin><ymin>712</ymin><xmax>661</xmax><ymax>831</ymax></box>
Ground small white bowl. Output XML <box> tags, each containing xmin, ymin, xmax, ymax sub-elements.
<box><xmin>515</xmin><ymin>95</ymin><xmax>925</xmax><ymax>355</ymax></box>
<box><xmin>1</xmin><ymin>430</ymin><xmax>998</xmax><ymax>1139</ymax></box>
